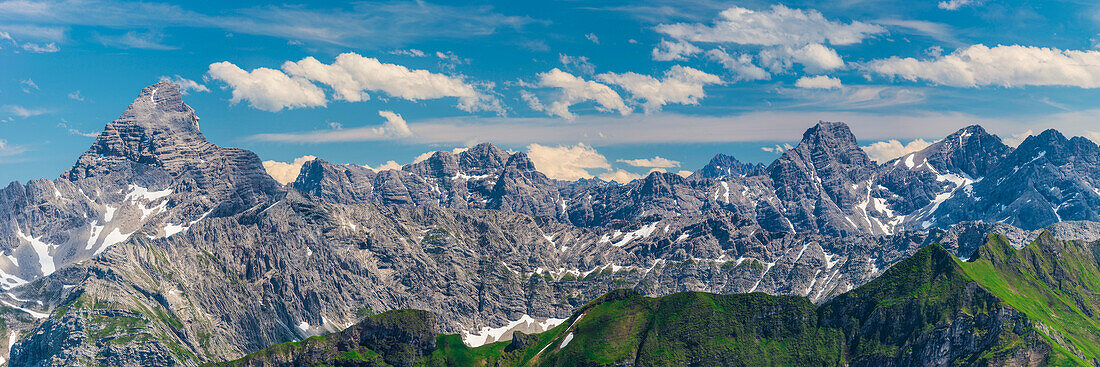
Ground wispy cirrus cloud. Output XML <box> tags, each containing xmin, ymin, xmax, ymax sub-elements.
<box><xmin>94</xmin><ymin>30</ymin><xmax>175</xmax><ymax>50</ymax></box>
<box><xmin>250</xmin><ymin>110</ymin><xmax>413</xmax><ymax>143</ymax></box>
<box><xmin>158</xmin><ymin>75</ymin><xmax>209</xmax><ymax>94</ymax></box>
<box><xmin>0</xmin><ymin>139</ymin><xmax>28</xmax><ymax>163</ymax></box>
<box><xmin>4</xmin><ymin>105</ymin><xmax>49</xmax><ymax>118</ymax></box>
<box><xmin>0</xmin><ymin>0</ymin><xmax>535</xmax><ymax>47</ymax></box>
<box><xmin>251</xmin><ymin>108</ymin><xmax>1096</xmax><ymax>147</ymax></box>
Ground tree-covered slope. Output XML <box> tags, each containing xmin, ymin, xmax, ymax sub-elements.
<box><xmin>213</xmin><ymin>235</ymin><xmax>1100</xmax><ymax>366</ymax></box>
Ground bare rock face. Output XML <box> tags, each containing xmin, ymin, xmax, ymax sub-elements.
<box><xmin>930</xmin><ymin>129</ymin><xmax>1100</xmax><ymax>230</ymax></box>
<box><xmin>766</xmin><ymin>121</ymin><xmax>877</xmax><ymax>236</ymax></box>
<box><xmin>487</xmin><ymin>152</ymin><xmax>563</xmax><ymax>218</ymax></box>
<box><xmin>877</xmin><ymin>125</ymin><xmax>1010</xmax><ymax>216</ymax></box>
<box><xmin>291</xmin><ymin>143</ymin><xmax>522</xmax><ymax>213</ymax></box>
<box><xmin>0</xmin><ymin>82</ymin><xmax>280</xmax><ymax>284</ymax></box>
<box><xmin>690</xmin><ymin>153</ymin><xmax>764</xmax><ymax>179</ymax></box>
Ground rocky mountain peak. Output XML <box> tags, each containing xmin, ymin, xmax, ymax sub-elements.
<box><xmin>910</xmin><ymin>124</ymin><xmax>1010</xmax><ymax>178</ymax></box>
<box><xmin>996</xmin><ymin>128</ymin><xmax>1099</xmax><ymax>179</ymax></box>
<box><xmin>404</xmin><ymin>151</ymin><xmax>459</xmax><ymax>178</ymax></box>
<box><xmin>777</xmin><ymin>121</ymin><xmax>874</xmax><ymax>178</ymax></box>
<box><xmin>769</xmin><ymin>121</ymin><xmax>872</xmax><ymax>187</ymax></box>
<box><xmin>765</xmin><ymin>121</ymin><xmax>875</xmax><ymax>235</ymax></box>
<box><xmin>690</xmin><ymin>153</ymin><xmax>763</xmax><ymax>179</ymax></box>
<box><xmin>488</xmin><ymin>152</ymin><xmax>561</xmax><ymax>217</ymax></box>
<box><xmin>500</xmin><ymin>152</ymin><xmax>539</xmax><ymax>175</ymax></box>
<box><xmin>800</xmin><ymin>121</ymin><xmax>861</xmax><ymax>148</ymax></box>
<box><xmin>66</xmin><ymin>82</ymin><xmax>210</xmax><ymax>180</ymax></box>
<box><xmin>459</xmin><ymin>143</ymin><xmax>512</xmax><ymax>175</ymax></box>
<box><xmin>639</xmin><ymin>170</ymin><xmax>684</xmax><ymax>196</ymax></box>
<box><xmin>1005</xmin><ymin>129</ymin><xmax>1072</xmax><ymax>167</ymax></box>
<box><xmin>118</xmin><ymin>82</ymin><xmax>201</xmax><ymax>134</ymax></box>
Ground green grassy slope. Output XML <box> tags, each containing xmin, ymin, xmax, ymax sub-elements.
<box><xmin>959</xmin><ymin>232</ymin><xmax>1100</xmax><ymax>365</ymax></box>
<box><xmin>820</xmin><ymin>243</ymin><xmax>1049</xmax><ymax>366</ymax></box>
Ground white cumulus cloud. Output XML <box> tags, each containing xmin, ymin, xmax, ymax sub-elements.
<box><xmin>866</xmin><ymin>44</ymin><xmax>1100</xmax><ymax>88</ymax></box>
<box><xmin>758</xmin><ymin>43</ymin><xmax>845</xmax><ymax>73</ymax></box>
<box><xmin>281</xmin><ymin>52</ymin><xmax>501</xmax><ymax>113</ymax></box>
<box><xmin>597</xmin><ymin>65</ymin><xmax>722</xmax><ymax>113</ymax></box>
<box><xmin>652</xmin><ymin>39</ymin><xmax>702</xmax><ymax>61</ymax></box>
<box><xmin>795</xmin><ymin>75</ymin><xmax>842</xmax><ymax>89</ymax></box>
<box><xmin>861</xmin><ymin>139</ymin><xmax>932</xmax><ymax>163</ymax></box>
<box><xmin>526</xmin><ymin>142</ymin><xmax>611</xmax><ymax>180</ymax></box>
<box><xmin>532</xmin><ymin>69</ymin><xmax>631</xmax><ymax>119</ymax></box>
<box><xmin>617</xmin><ymin>156</ymin><xmax>681</xmax><ymax>168</ymax></box>
<box><xmin>207</xmin><ymin>61</ymin><xmax>327</xmax><ymax>112</ymax></box>
<box><xmin>705</xmin><ymin>49</ymin><xmax>770</xmax><ymax>81</ymax></box>
<box><xmin>656</xmin><ymin>5</ymin><xmax>885</xmax><ymax>47</ymax></box>
<box><xmin>365</xmin><ymin>160</ymin><xmax>404</xmax><ymax>171</ymax></box>
<box><xmin>262</xmin><ymin>155</ymin><xmax>318</xmax><ymax>185</ymax></box>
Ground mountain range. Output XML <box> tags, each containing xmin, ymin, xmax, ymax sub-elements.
<box><xmin>2</xmin><ymin>83</ymin><xmax>1100</xmax><ymax>366</ymax></box>
<box><xmin>218</xmin><ymin>229</ymin><xmax>1100</xmax><ymax>366</ymax></box>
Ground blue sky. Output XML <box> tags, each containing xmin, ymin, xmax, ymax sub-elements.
<box><xmin>3</xmin><ymin>0</ymin><xmax>1100</xmax><ymax>184</ymax></box>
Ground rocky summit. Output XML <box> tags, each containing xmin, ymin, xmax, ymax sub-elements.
<box><xmin>3</xmin><ymin>83</ymin><xmax>1100</xmax><ymax>366</ymax></box>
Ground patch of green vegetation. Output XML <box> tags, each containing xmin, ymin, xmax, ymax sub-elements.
<box><xmin>356</xmin><ymin>305</ymin><xmax>375</xmax><ymax>318</ymax></box>
<box><xmin>638</xmin><ymin>292</ymin><xmax>843</xmax><ymax>366</ymax></box>
<box><xmin>958</xmin><ymin>232</ymin><xmax>1100</xmax><ymax>365</ymax></box>
<box><xmin>87</xmin><ymin>315</ymin><xmax>147</xmax><ymax>341</ymax></box>
<box><xmin>748</xmin><ymin>259</ymin><xmax>764</xmax><ymax>272</ymax></box>
<box><xmin>152</xmin><ymin>305</ymin><xmax>184</xmax><ymax>330</ymax></box>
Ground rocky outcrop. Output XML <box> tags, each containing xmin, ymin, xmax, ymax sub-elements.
<box><xmin>0</xmin><ymin>82</ymin><xmax>280</xmax><ymax>285</ymax></box>
<box><xmin>690</xmin><ymin>153</ymin><xmax>764</xmax><ymax>179</ymax></box>
<box><xmin>766</xmin><ymin>121</ymin><xmax>877</xmax><ymax>236</ymax></box>
<box><xmin>931</xmin><ymin>129</ymin><xmax>1100</xmax><ymax>230</ymax></box>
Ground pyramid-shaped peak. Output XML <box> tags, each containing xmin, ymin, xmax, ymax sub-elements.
<box><xmin>905</xmin><ymin>124</ymin><xmax>1009</xmax><ymax>178</ymax></box>
<box><xmin>504</xmin><ymin>151</ymin><xmax>536</xmax><ymax>170</ymax></box>
<box><xmin>785</xmin><ymin>121</ymin><xmax>870</xmax><ymax>169</ymax></box>
<box><xmin>115</xmin><ymin>81</ymin><xmax>200</xmax><ymax>134</ymax></box>
<box><xmin>66</xmin><ymin>82</ymin><xmax>210</xmax><ymax>180</ymax></box>
<box><xmin>1031</xmin><ymin>129</ymin><xmax>1066</xmax><ymax>143</ymax></box>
